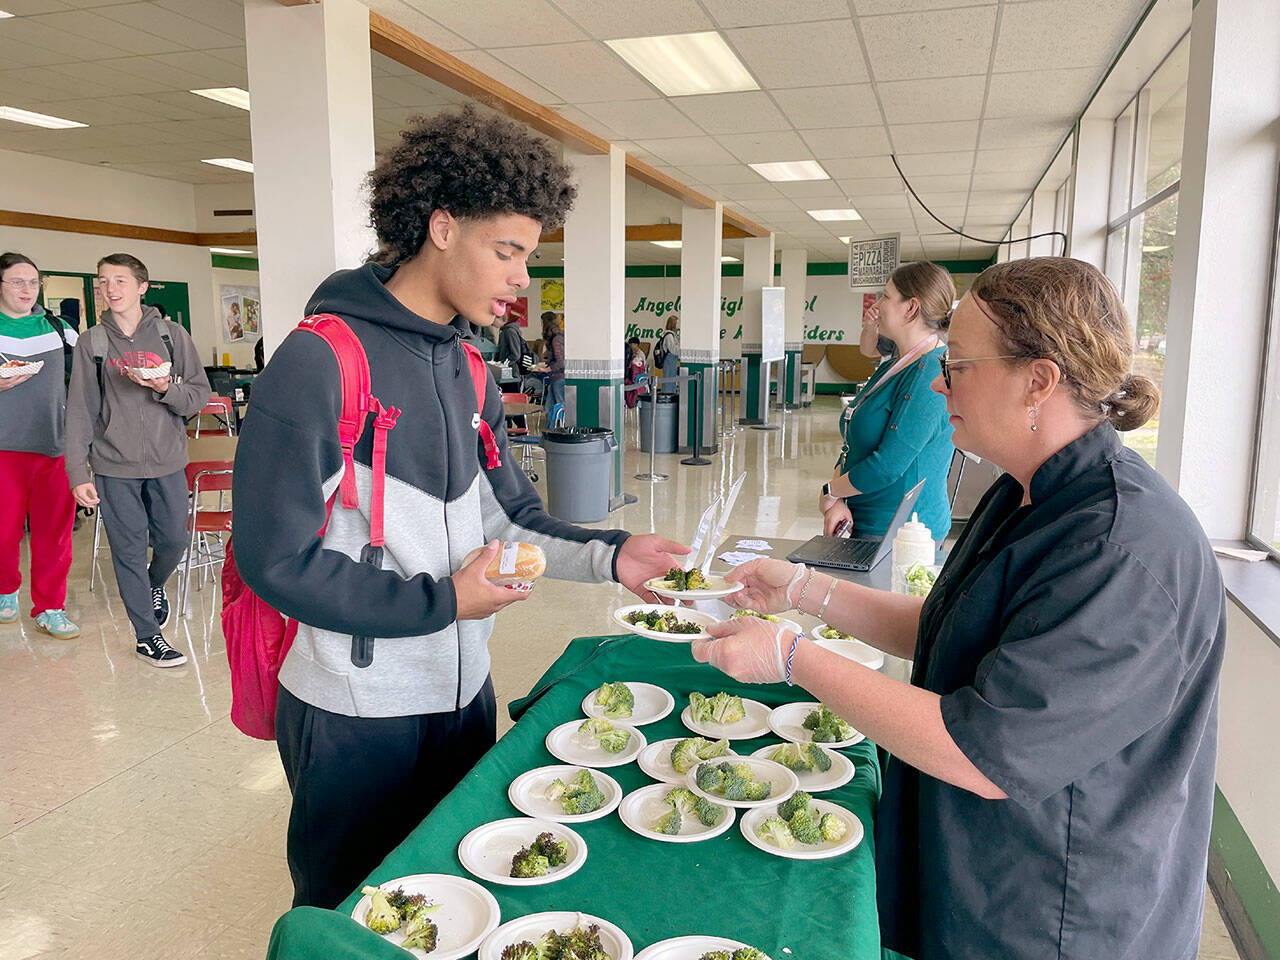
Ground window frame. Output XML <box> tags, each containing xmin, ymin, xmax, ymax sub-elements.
<box><xmin>1245</xmin><ymin>159</ymin><xmax>1280</xmax><ymax>561</ymax></box>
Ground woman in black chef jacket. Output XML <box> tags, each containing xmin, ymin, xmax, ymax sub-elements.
<box><xmin>693</xmin><ymin>257</ymin><xmax>1226</xmax><ymax>960</ymax></box>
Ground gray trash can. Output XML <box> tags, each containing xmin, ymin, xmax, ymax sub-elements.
<box><xmin>638</xmin><ymin>393</ymin><xmax>678</xmax><ymax>454</ymax></box>
<box><xmin>542</xmin><ymin>426</ymin><xmax>617</xmax><ymax>523</ymax></box>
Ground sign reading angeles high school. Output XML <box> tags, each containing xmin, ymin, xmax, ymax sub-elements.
<box><xmin>848</xmin><ymin>234</ymin><xmax>901</xmax><ymax>291</ymax></box>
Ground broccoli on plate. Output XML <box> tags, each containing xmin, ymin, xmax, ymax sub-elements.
<box><xmin>509</xmin><ymin>846</ymin><xmax>551</xmax><ymax>878</ymax></box>
<box><xmin>756</xmin><ymin>816</ymin><xmax>796</xmax><ymax>849</ymax></box>
<box><xmin>777</xmin><ymin>790</ymin><xmax>811</xmax><ymax>822</ymax></box>
<box><xmin>361</xmin><ymin>886</ymin><xmax>401</xmax><ymax>935</ymax></box>
<box><xmin>532</xmin><ymin>830</ymin><xmax>568</xmax><ymax>866</ymax></box>
<box><xmin>593</xmin><ymin>681</ymin><xmax>635</xmax><ymax>719</ymax></box>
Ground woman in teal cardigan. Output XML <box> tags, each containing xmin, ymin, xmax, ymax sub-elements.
<box><xmin>821</xmin><ymin>262</ymin><xmax>955</xmax><ymax>539</ymax></box>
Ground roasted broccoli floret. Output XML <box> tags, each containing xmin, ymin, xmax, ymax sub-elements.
<box><xmin>805</xmin><ymin>743</ymin><xmax>833</xmax><ymax>772</ymax></box>
<box><xmin>578</xmin><ymin>717</ymin><xmax>613</xmax><ymax>737</ymax></box>
<box><xmin>788</xmin><ymin>806</ymin><xmax>823</xmax><ymax>844</ymax></box>
<box><xmin>361</xmin><ymin>886</ymin><xmax>401</xmax><ymax>935</ymax></box>
<box><xmin>757</xmin><ymin>815</ymin><xmax>795</xmax><ymax>849</ymax></box>
<box><xmin>533</xmin><ymin>831</ymin><xmax>568</xmax><ymax>866</ymax></box>
<box><xmin>532</xmin><ymin>930</ymin><xmax>562</xmax><ymax>960</ymax></box>
<box><xmin>778</xmin><ymin>790</ymin><xmax>812</xmax><ymax>822</ymax></box>
<box><xmin>708</xmin><ymin>691</ymin><xmax>746</xmax><ymax>725</ymax></box>
<box><xmin>510</xmin><ymin>846</ymin><xmax>550</xmax><ymax>878</ymax></box>
<box><xmin>544</xmin><ymin>778</ymin><xmax>568</xmax><ymax>803</ymax></box>
<box><xmin>560</xmin><ymin>923</ymin><xmax>609</xmax><ymax>960</ymax></box>
<box><xmin>819</xmin><ymin>811</ymin><xmax>849</xmax><ymax>843</ymax></box>
<box><xmin>695</xmin><ymin>761</ymin><xmax>726</xmax><ymax>794</ymax></box>
<box><xmin>698</xmin><ymin>737</ymin><xmax>731</xmax><ymax>760</ymax></box>
<box><xmin>688</xmin><ymin>691</ymin><xmax>713</xmax><ymax>724</ymax></box>
<box><xmin>698</xmin><ymin>952</ymin><xmax>732</xmax><ymax>960</ymax></box>
<box><xmin>694</xmin><ymin>796</ymin><xmax>725</xmax><ymax>826</ymax></box>
<box><xmin>597</xmin><ymin>728</ymin><xmax>631</xmax><ymax>753</ymax></box>
<box><xmin>733</xmin><ymin>949</ymin><xmax>768</xmax><ymax>960</ymax></box>
<box><xmin>670</xmin><ymin>737</ymin><xmax>705</xmax><ymax>774</ymax></box>
<box><xmin>501</xmin><ymin>942</ymin><xmax>539</xmax><ymax>960</ymax></box>
<box><xmin>768</xmin><ymin>742</ymin><xmax>813</xmax><ymax>772</ymax></box>
<box><xmin>401</xmin><ymin>912</ymin><xmax>439</xmax><ymax>952</ymax></box>
<box><xmin>652</xmin><ymin>806</ymin><xmax>683</xmax><ymax>835</ymax></box>
<box><xmin>664</xmin><ymin>787</ymin><xmax>698</xmax><ymax>816</ymax></box>
<box><xmin>803</xmin><ymin>704</ymin><xmax>855</xmax><ymax>743</ymax></box>
<box><xmin>593</xmin><ymin>681</ymin><xmax>635</xmax><ymax>719</ymax></box>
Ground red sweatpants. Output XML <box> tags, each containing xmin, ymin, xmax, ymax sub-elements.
<box><xmin>0</xmin><ymin>450</ymin><xmax>76</xmax><ymax>616</ymax></box>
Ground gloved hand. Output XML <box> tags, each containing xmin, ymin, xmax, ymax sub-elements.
<box><xmin>691</xmin><ymin>614</ymin><xmax>795</xmax><ymax>685</ymax></box>
<box><xmin>724</xmin><ymin>558</ymin><xmax>806</xmax><ymax>614</ymax></box>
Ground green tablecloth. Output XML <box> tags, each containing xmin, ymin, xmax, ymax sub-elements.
<box><xmin>268</xmin><ymin>635</ymin><xmax>883</xmax><ymax>959</ymax></box>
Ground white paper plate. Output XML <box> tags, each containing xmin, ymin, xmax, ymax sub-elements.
<box><xmin>685</xmin><ymin>756</ymin><xmax>798</xmax><ymax>810</ymax></box>
<box><xmin>616</xmin><ymin>783</ymin><xmax>735</xmax><ymax>843</ymax></box>
<box><xmin>679</xmin><ymin>698</ymin><xmax>771</xmax><ymax>740</ymax></box>
<box><xmin>130</xmin><ymin>361</ymin><xmax>171</xmax><ymax>380</ymax></box>
<box><xmin>613</xmin><ymin>604</ymin><xmax>719</xmax><ymax>641</ymax></box>
<box><xmin>767</xmin><ymin>701</ymin><xmax>865</xmax><ymax>749</ymax></box>
<box><xmin>479</xmin><ymin>911</ymin><xmax>634</xmax><ymax>960</ymax></box>
<box><xmin>739</xmin><ymin>797</ymin><xmax>865</xmax><ymax>860</ymax></box>
<box><xmin>813</xmin><ymin>629</ymin><xmax>886</xmax><ymax>670</ymax></box>
<box><xmin>457</xmin><ymin>817</ymin><xmax>586</xmax><ymax>887</ymax></box>
<box><xmin>645</xmin><ymin>573</ymin><xmax>742</xmax><ymax>601</ymax></box>
<box><xmin>635</xmin><ymin>935</ymin><xmax>771</xmax><ymax>960</ymax></box>
<box><xmin>0</xmin><ymin>359</ymin><xmax>43</xmax><ymax>379</ymax></box>
<box><xmin>349</xmin><ymin>873</ymin><xmax>501</xmax><ymax>959</ymax></box>
<box><xmin>581</xmin><ymin>682</ymin><xmax>675</xmax><ymax>726</ymax></box>
<box><xmin>507</xmin><ymin>765</ymin><xmax>622</xmax><ymax>824</ymax></box>
<box><xmin>636</xmin><ymin>737</ymin><xmax>738</xmax><ymax>785</ymax></box>
<box><xmin>749</xmin><ymin>742</ymin><xmax>855</xmax><ymax>794</ymax></box>
<box><xmin>727</xmin><ymin>612</ymin><xmax>803</xmax><ymax>637</ymax></box>
<box><xmin>545</xmin><ymin>719</ymin><xmax>646</xmax><ymax>768</ymax></box>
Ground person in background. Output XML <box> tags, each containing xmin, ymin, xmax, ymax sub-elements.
<box><xmin>495</xmin><ymin>310</ymin><xmax>533</xmax><ymax>377</ymax></box>
<box><xmin>820</xmin><ymin>262</ymin><xmax>954</xmax><ymax>539</ymax></box>
<box><xmin>624</xmin><ymin>335</ymin><xmax>647</xmax><ymax>409</ymax></box>
<box><xmin>0</xmin><ymin>252</ymin><xmax>80</xmax><ymax>639</ymax></box>
<box><xmin>533</xmin><ymin>310</ymin><xmax>565</xmax><ymax>408</ymax></box>
<box><xmin>253</xmin><ymin>335</ymin><xmax>265</xmax><ymax>373</ymax></box>
<box><xmin>654</xmin><ymin>314</ymin><xmax>679</xmax><ymax>394</ymax></box>
<box><xmin>696</xmin><ymin>257</ymin><xmax>1222</xmax><ymax>960</ymax></box>
<box><xmin>859</xmin><ymin>297</ymin><xmax>898</xmax><ymax>361</ymax></box>
<box><xmin>64</xmin><ymin>253</ymin><xmax>210</xmax><ymax>667</ymax></box>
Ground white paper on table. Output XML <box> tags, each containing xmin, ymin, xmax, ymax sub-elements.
<box><xmin>718</xmin><ymin>551</ymin><xmax>770</xmax><ymax>566</ymax></box>
<box><xmin>1213</xmin><ymin>546</ymin><xmax>1268</xmax><ymax>562</ymax></box>
<box><xmin>735</xmin><ymin>539</ymin><xmax>773</xmax><ymax>551</ymax></box>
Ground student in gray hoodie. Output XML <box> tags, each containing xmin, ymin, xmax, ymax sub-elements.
<box><xmin>65</xmin><ymin>253</ymin><xmax>210</xmax><ymax>667</ymax></box>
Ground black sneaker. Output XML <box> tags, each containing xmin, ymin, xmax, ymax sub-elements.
<box><xmin>136</xmin><ymin>634</ymin><xmax>186</xmax><ymax>668</ymax></box>
<box><xmin>151</xmin><ymin>586</ymin><xmax>170</xmax><ymax>628</ymax></box>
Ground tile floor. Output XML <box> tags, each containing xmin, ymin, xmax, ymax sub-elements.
<box><xmin>0</xmin><ymin>397</ymin><xmax>1244</xmax><ymax>960</ymax></box>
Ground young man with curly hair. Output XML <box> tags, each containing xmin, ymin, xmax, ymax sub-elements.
<box><xmin>233</xmin><ymin>106</ymin><xmax>686</xmax><ymax>908</ymax></box>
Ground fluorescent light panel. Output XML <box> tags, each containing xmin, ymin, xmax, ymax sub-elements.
<box><xmin>650</xmin><ymin>240</ymin><xmax>683</xmax><ymax>248</ymax></box>
<box><xmin>0</xmin><ymin>10</ymin><xmax>14</xmax><ymax>18</ymax></box>
<box><xmin>808</xmin><ymin>207</ymin><xmax>862</xmax><ymax>222</ymax></box>
<box><xmin>202</xmin><ymin>157</ymin><xmax>254</xmax><ymax>173</ymax></box>
<box><xmin>190</xmin><ymin>87</ymin><xmax>251</xmax><ymax>111</ymax></box>
<box><xmin>0</xmin><ymin>105</ymin><xmax>87</xmax><ymax>129</ymax></box>
<box><xmin>210</xmin><ymin>247</ymin><xmax>254</xmax><ymax>255</ymax></box>
<box><xmin>606</xmin><ymin>32</ymin><xmax>757</xmax><ymax>97</ymax></box>
<box><xmin>749</xmin><ymin>160</ymin><xmax>829</xmax><ymax>182</ymax></box>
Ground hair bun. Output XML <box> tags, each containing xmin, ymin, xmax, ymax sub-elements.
<box><xmin>1106</xmin><ymin>374</ymin><xmax>1160</xmax><ymax>431</ymax></box>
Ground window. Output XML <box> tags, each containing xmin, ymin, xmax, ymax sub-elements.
<box><xmin>1248</xmin><ymin>175</ymin><xmax>1280</xmax><ymax>558</ymax></box>
<box><xmin>1104</xmin><ymin>33</ymin><xmax>1189</xmax><ymax>466</ymax></box>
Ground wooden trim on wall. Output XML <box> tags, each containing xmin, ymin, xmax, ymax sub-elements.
<box><xmin>1</xmin><ymin>209</ymin><xmax>257</xmax><ymax>248</ymax></box>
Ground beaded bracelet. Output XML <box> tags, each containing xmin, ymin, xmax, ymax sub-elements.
<box><xmin>794</xmin><ymin>567</ymin><xmax>816</xmax><ymax>612</ymax></box>
<box><xmin>785</xmin><ymin>631</ymin><xmax>802</xmax><ymax>686</ymax></box>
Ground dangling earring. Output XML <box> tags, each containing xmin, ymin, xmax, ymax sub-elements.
<box><xmin>1029</xmin><ymin>404</ymin><xmax>1039</xmax><ymax>432</ymax></box>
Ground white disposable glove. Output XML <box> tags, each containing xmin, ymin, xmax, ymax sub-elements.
<box><xmin>724</xmin><ymin>558</ymin><xmax>807</xmax><ymax>614</ymax></box>
<box><xmin>691</xmin><ymin>615</ymin><xmax>795</xmax><ymax>685</ymax></box>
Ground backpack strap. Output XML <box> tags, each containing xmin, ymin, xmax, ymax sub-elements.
<box><xmin>461</xmin><ymin>340</ymin><xmax>502</xmax><ymax>470</ymax></box>
<box><xmin>88</xmin><ymin>323</ymin><xmax>109</xmax><ymax>402</ymax></box>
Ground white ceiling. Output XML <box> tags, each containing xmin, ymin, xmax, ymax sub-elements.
<box><xmin>0</xmin><ymin>0</ymin><xmax>1160</xmax><ymax>262</ymax></box>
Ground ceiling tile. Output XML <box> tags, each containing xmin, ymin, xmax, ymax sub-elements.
<box><xmin>0</xmin><ymin>0</ymin><xmax>73</xmax><ymax>12</ymax></box>
<box><xmin>860</xmin><ymin>6</ymin><xmax>997</xmax><ymax>82</ymax></box>
<box><xmin>153</xmin><ymin>0</ymin><xmax>245</xmax><ymax>39</ymax></box>
<box><xmin>983</xmin><ymin>67</ymin><xmax>1098</xmax><ymax>119</ymax></box>
<box><xmin>772</xmin><ymin>84</ymin><xmax>881</xmax><ymax>129</ymax></box>
<box><xmin>977</xmin><ymin>117</ymin><xmax>1070</xmax><ymax>150</ymax></box>
<box><xmin>703</xmin><ymin>0</ymin><xmax>850</xmax><ymax>28</ymax></box>
<box><xmin>974</xmin><ymin>145</ymin><xmax>1055</xmax><ymax>173</ymax></box>
<box><xmin>994</xmin><ymin>0</ymin><xmax>1147</xmax><ymax>73</ymax></box>
<box><xmin>744</xmin><ymin>197</ymin><xmax>807</xmax><ymax>212</ymax></box>
<box><xmin>366</xmin><ymin>0</ymin><xmax>473</xmax><ymax>49</ymax></box>
<box><xmin>836</xmin><ymin>176</ymin><xmax>908</xmax><ymax>195</ymax></box>
<box><xmin>673</xmin><ymin>92</ymin><xmax>790</xmax><ymax>136</ymax></box>
<box><xmin>895</xmin><ymin>150</ymin><xmax>975</xmax><ymax>176</ymax></box>
<box><xmin>877</xmin><ymin>75</ymin><xmax>987</xmax><ymax>123</ymax></box>
<box><xmin>799</xmin><ymin>125</ymin><xmax>892</xmax><ymax>159</ymax></box>
<box><xmin>896</xmin><ymin>173</ymin><xmax>973</xmax><ymax>194</ymax></box>
<box><xmin>676</xmin><ymin>163</ymin><xmax>761</xmax><ymax>185</ymax></box>
<box><xmin>822</xmin><ymin>155</ymin><xmax>899</xmax><ymax>179</ymax></box>
<box><xmin>29</xmin><ymin>10</ymin><xmax>187</xmax><ymax>56</ymax></box>
<box><xmin>551</xmin><ymin>105</ymin><xmax>623</xmax><ymax>141</ymax></box>
<box><xmin>546</xmin><ymin>0</ymin><xmax>714</xmax><ymax>38</ymax></box>
<box><xmin>94</xmin><ymin>2</ymin><xmax>241</xmax><ymax>49</ymax></box>
<box><xmin>633</xmin><ymin>136</ymin><xmax>737</xmax><ymax>166</ymax></box>
<box><xmin>0</xmin><ymin>18</ymin><xmax>105</xmax><ymax>61</ymax></box>
<box><xmin>578</xmin><ymin>99</ymin><xmax>702</xmax><ymax>139</ymax></box>
<box><xmin>722</xmin><ymin>181</ymin><xmax>784</xmax><ymax>200</ymax></box>
<box><xmin>147</xmin><ymin>49</ymin><xmax>247</xmax><ymax>86</ymax></box>
<box><xmin>773</xmin><ymin>180</ymin><xmax>847</xmax><ymax>199</ymax></box>
<box><xmin>891</xmin><ymin>120</ymin><xmax>979</xmax><ymax>154</ymax></box>
<box><xmin>491</xmin><ymin>41</ymin><xmax>657</xmax><ymax>102</ymax></box>
<box><xmin>451</xmin><ymin>50</ymin><xmax>568</xmax><ymax>104</ymax></box>
<box><xmin>717</xmin><ymin>130</ymin><xmax>813</xmax><ymax>164</ymax></box>
<box><xmin>425</xmin><ymin>0</ymin><xmax>587</xmax><ymax>47</ymax></box>
<box><xmin>970</xmin><ymin>171</ymin><xmax>1040</xmax><ymax>192</ymax></box>
<box><xmin>726</xmin><ymin>20</ymin><xmax>869</xmax><ymax>88</ymax></box>
<box><xmin>0</xmin><ymin>36</ymin><xmax>66</xmax><ymax>68</ymax></box>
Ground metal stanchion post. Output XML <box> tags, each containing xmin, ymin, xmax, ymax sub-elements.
<box><xmin>680</xmin><ymin>370</ymin><xmax>710</xmax><ymax>466</ymax></box>
<box><xmin>751</xmin><ymin>359</ymin><xmax>780</xmax><ymax>431</ymax></box>
<box><xmin>634</xmin><ymin>377</ymin><xmax>668</xmax><ymax>482</ymax></box>
<box><xmin>723</xmin><ymin>359</ymin><xmax>738</xmax><ymax>435</ymax></box>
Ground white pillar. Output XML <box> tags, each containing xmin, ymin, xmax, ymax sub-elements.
<box><xmin>245</xmin><ymin>0</ymin><xmax>376</xmax><ymax>357</ymax></box>
<box><xmin>678</xmin><ymin>203</ymin><xmax>722</xmax><ymax>452</ymax></box>
<box><xmin>562</xmin><ymin>145</ymin><xmax>627</xmax><ymax>496</ymax></box>
<box><xmin>740</xmin><ymin>234</ymin><xmax>775</xmax><ymax>422</ymax></box>
<box><xmin>780</xmin><ymin>248</ymin><xmax>807</xmax><ymax>406</ymax></box>
<box><xmin>1155</xmin><ymin>0</ymin><xmax>1280</xmax><ymax>538</ymax></box>
<box><xmin>1067</xmin><ymin>118</ymin><xmax>1114</xmax><ymax>269</ymax></box>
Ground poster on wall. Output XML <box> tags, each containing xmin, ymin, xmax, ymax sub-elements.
<box><xmin>848</xmin><ymin>234</ymin><xmax>900</xmax><ymax>291</ymax></box>
<box><xmin>508</xmin><ymin>296</ymin><xmax>528</xmax><ymax>328</ymax></box>
<box><xmin>218</xmin><ymin>284</ymin><xmax>261</xmax><ymax>344</ymax></box>
<box><xmin>760</xmin><ymin>286</ymin><xmax>785</xmax><ymax>362</ymax></box>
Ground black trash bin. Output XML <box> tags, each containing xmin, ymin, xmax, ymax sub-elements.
<box><xmin>638</xmin><ymin>393</ymin><xmax>678</xmax><ymax>454</ymax></box>
<box><xmin>542</xmin><ymin>426</ymin><xmax>617</xmax><ymax>522</ymax></box>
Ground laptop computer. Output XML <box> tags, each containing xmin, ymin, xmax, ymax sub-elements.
<box><xmin>786</xmin><ymin>479</ymin><xmax>927</xmax><ymax>572</ymax></box>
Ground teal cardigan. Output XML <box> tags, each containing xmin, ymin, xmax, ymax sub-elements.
<box><xmin>837</xmin><ymin>345</ymin><xmax>953</xmax><ymax>538</ymax></box>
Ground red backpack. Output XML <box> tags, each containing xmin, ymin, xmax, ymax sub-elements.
<box><xmin>221</xmin><ymin>314</ymin><xmax>500</xmax><ymax>740</ymax></box>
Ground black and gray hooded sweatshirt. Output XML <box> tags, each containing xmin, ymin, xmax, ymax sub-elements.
<box><xmin>232</xmin><ymin>263</ymin><xmax>629</xmax><ymax>719</ymax></box>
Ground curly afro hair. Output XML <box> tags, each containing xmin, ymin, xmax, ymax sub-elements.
<box><xmin>368</xmin><ymin>105</ymin><xmax>577</xmax><ymax>266</ymax></box>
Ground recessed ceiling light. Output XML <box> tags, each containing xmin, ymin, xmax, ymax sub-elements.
<box><xmin>210</xmin><ymin>247</ymin><xmax>254</xmax><ymax>255</ymax></box>
<box><xmin>808</xmin><ymin>208</ymin><xmax>862</xmax><ymax>222</ymax></box>
<box><xmin>838</xmin><ymin>236</ymin><xmax>852</xmax><ymax>243</ymax></box>
<box><xmin>749</xmin><ymin>160</ymin><xmax>829</xmax><ymax>182</ymax></box>
<box><xmin>0</xmin><ymin>105</ymin><xmax>87</xmax><ymax>129</ymax></box>
<box><xmin>0</xmin><ymin>10</ymin><xmax>14</xmax><ymax>18</ymax></box>
<box><xmin>202</xmin><ymin>158</ymin><xmax>254</xmax><ymax>173</ymax></box>
<box><xmin>650</xmin><ymin>240</ymin><xmax>683</xmax><ymax>248</ymax></box>
<box><xmin>721</xmin><ymin>256</ymin><xmax>740</xmax><ymax>262</ymax></box>
<box><xmin>190</xmin><ymin>87</ymin><xmax>251</xmax><ymax>111</ymax></box>
<box><xmin>606</xmin><ymin>32</ymin><xmax>758</xmax><ymax>97</ymax></box>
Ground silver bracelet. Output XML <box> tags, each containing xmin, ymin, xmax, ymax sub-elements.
<box><xmin>817</xmin><ymin>577</ymin><xmax>838</xmax><ymax>619</ymax></box>
<box><xmin>795</xmin><ymin>568</ymin><xmax>816</xmax><ymax>612</ymax></box>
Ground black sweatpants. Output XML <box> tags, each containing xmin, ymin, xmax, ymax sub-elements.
<box><xmin>275</xmin><ymin>679</ymin><xmax>497</xmax><ymax>909</ymax></box>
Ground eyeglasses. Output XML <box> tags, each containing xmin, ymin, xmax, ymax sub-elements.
<box><xmin>938</xmin><ymin>351</ymin><xmax>1024</xmax><ymax>389</ymax></box>
<box><xmin>1</xmin><ymin>278</ymin><xmax>42</xmax><ymax>291</ymax></box>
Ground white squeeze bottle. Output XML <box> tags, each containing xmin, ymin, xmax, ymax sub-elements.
<box><xmin>892</xmin><ymin>513</ymin><xmax>936</xmax><ymax>574</ymax></box>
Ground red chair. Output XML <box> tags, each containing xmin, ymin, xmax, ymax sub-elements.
<box><xmin>502</xmin><ymin>392</ymin><xmax>531</xmax><ymax>436</ymax></box>
<box><xmin>177</xmin><ymin>462</ymin><xmax>233</xmax><ymax>618</ymax></box>
<box><xmin>187</xmin><ymin>396</ymin><xmax>235</xmax><ymax>437</ymax></box>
